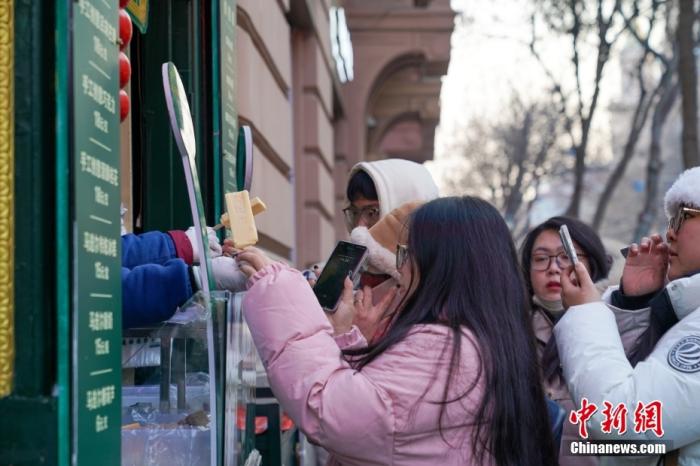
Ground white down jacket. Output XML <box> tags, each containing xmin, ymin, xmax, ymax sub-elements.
<box><xmin>554</xmin><ymin>275</ymin><xmax>700</xmax><ymax>466</ymax></box>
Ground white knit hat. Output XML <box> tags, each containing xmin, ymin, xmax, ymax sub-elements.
<box><xmin>664</xmin><ymin>167</ymin><xmax>700</xmax><ymax>217</ymax></box>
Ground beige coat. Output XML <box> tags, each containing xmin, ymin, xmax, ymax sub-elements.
<box><xmin>532</xmin><ymin>293</ymin><xmax>650</xmax><ymax>466</ymax></box>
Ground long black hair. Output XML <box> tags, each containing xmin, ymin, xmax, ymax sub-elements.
<box><xmin>520</xmin><ymin>216</ymin><xmax>611</xmax><ymax>383</ymax></box>
<box><xmin>628</xmin><ymin>311</ymin><xmax>673</xmax><ymax>366</ymax></box>
<box><xmin>348</xmin><ymin>196</ymin><xmax>556</xmax><ymax>466</ymax></box>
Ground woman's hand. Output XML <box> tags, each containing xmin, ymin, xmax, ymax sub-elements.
<box><xmin>327</xmin><ymin>278</ymin><xmax>356</xmax><ymax>336</ymax></box>
<box><xmin>234</xmin><ymin>247</ymin><xmax>273</xmax><ymax>277</ymax></box>
<box><xmin>561</xmin><ymin>262</ymin><xmax>601</xmax><ymax>308</ymax></box>
<box><xmin>352</xmin><ymin>284</ymin><xmax>399</xmax><ymax>342</ymax></box>
<box><xmin>620</xmin><ymin>234</ymin><xmax>668</xmax><ymax>296</ymax></box>
<box><xmin>327</xmin><ymin>279</ymin><xmax>399</xmax><ymax>339</ymax></box>
<box><xmin>222</xmin><ymin>238</ymin><xmax>236</xmax><ymax>257</ymax></box>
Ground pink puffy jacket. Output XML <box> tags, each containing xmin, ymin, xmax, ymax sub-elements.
<box><xmin>243</xmin><ymin>263</ymin><xmax>492</xmax><ymax>466</ymax></box>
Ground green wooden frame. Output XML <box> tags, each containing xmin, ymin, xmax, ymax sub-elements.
<box><xmin>1</xmin><ymin>1</ymin><xmax>231</xmax><ymax>463</ymax></box>
<box><xmin>133</xmin><ymin>0</ymin><xmax>217</xmax><ymax>232</ymax></box>
<box><xmin>0</xmin><ymin>1</ymin><xmax>63</xmax><ymax>465</ymax></box>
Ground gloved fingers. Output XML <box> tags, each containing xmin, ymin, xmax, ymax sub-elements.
<box><xmin>210</xmin><ymin>256</ymin><xmax>248</xmax><ymax>291</ymax></box>
<box><xmin>209</xmin><ymin>238</ymin><xmax>223</xmax><ymax>257</ymax></box>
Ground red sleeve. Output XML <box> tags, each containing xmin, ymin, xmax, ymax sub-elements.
<box><xmin>167</xmin><ymin>230</ymin><xmax>194</xmax><ymax>265</ymax></box>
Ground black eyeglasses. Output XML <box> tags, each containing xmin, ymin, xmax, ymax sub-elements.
<box><xmin>343</xmin><ymin>205</ymin><xmax>380</xmax><ymax>228</ymax></box>
<box><xmin>668</xmin><ymin>206</ymin><xmax>700</xmax><ymax>233</ymax></box>
<box><xmin>396</xmin><ymin>244</ymin><xmax>409</xmax><ymax>270</ymax></box>
<box><xmin>531</xmin><ymin>252</ymin><xmax>585</xmax><ymax>271</ymax></box>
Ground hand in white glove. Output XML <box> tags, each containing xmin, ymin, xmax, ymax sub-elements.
<box><xmin>667</xmin><ymin>272</ymin><xmax>700</xmax><ymax>321</ymax></box>
<box><xmin>185</xmin><ymin>226</ymin><xmax>222</xmax><ymax>263</ymax></box>
<box><xmin>211</xmin><ymin>256</ymin><xmax>248</xmax><ymax>292</ymax></box>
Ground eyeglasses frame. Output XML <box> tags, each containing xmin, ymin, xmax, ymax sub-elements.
<box><xmin>530</xmin><ymin>251</ymin><xmax>586</xmax><ymax>272</ymax></box>
<box><xmin>396</xmin><ymin>244</ymin><xmax>409</xmax><ymax>270</ymax></box>
<box><xmin>669</xmin><ymin>206</ymin><xmax>700</xmax><ymax>233</ymax></box>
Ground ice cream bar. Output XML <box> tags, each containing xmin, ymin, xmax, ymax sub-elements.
<box><xmin>218</xmin><ymin>196</ymin><xmax>266</xmax><ymax>230</ymax></box>
<box><xmin>225</xmin><ymin>190</ymin><xmax>259</xmax><ymax>248</ymax></box>
<box><xmin>250</xmin><ymin>197</ymin><xmax>267</xmax><ymax>216</ymax></box>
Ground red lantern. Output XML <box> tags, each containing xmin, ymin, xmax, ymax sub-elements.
<box><xmin>119</xmin><ymin>0</ymin><xmax>129</xmax><ymax>8</ymax></box>
<box><xmin>119</xmin><ymin>89</ymin><xmax>130</xmax><ymax>122</ymax></box>
<box><xmin>119</xmin><ymin>52</ymin><xmax>131</xmax><ymax>88</ymax></box>
<box><xmin>119</xmin><ymin>9</ymin><xmax>133</xmax><ymax>51</ymax></box>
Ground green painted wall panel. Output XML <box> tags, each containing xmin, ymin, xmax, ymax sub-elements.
<box><xmin>134</xmin><ymin>0</ymin><xmax>215</xmax><ymax>232</ymax></box>
<box><xmin>2</xmin><ymin>1</ymin><xmax>61</xmax><ymax>465</ymax></box>
<box><xmin>4</xmin><ymin>1</ymin><xmax>223</xmax><ymax>464</ymax></box>
<box><xmin>0</xmin><ymin>396</ymin><xmax>57</xmax><ymax>465</ymax></box>
<box><xmin>13</xmin><ymin>0</ymin><xmax>56</xmax><ymax>397</ymax></box>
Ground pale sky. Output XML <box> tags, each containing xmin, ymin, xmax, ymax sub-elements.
<box><xmin>438</xmin><ymin>0</ymin><xmax>551</xmax><ymax>130</ymax></box>
<box><xmin>430</xmin><ymin>0</ymin><xmax>624</xmax><ymax>192</ymax></box>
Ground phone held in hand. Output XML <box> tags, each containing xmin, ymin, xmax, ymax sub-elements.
<box><xmin>559</xmin><ymin>225</ymin><xmax>579</xmax><ymax>266</ymax></box>
<box><xmin>313</xmin><ymin>241</ymin><xmax>368</xmax><ymax>313</ymax></box>
<box><xmin>620</xmin><ymin>246</ymin><xmax>630</xmax><ymax>259</ymax></box>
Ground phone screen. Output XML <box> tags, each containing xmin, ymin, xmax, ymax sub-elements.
<box><xmin>313</xmin><ymin>241</ymin><xmax>368</xmax><ymax>312</ymax></box>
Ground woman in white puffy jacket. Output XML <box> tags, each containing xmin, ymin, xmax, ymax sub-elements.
<box><xmin>556</xmin><ymin>167</ymin><xmax>700</xmax><ymax>466</ymax></box>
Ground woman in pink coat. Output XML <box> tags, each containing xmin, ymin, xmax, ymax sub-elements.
<box><xmin>236</xmin><ymin>196</ymin><xmax>556</xmax><ymax>466</ymax></box>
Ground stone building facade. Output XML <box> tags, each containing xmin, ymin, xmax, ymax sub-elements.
<box><xmin>237</xmin><ymin>0</ymin><xmax>454</xmax><ymax>268</ymax></box>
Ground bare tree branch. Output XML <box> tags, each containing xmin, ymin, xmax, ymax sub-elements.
<box><xmin>531</xmin><ymin>0</ymin><xmax>629</xmax><ymax>217</ymax></box>
<box><xmin>446</xmin><ymin>92</ymin><xmax>567</xmax><ymax>230</ymax></box>
<box><xmin>677</xmin><ymin>0</ymin><xmax>700</xmax><ymax>168</ymax></box>
<box><xmin>570</xmin><ymin>0</ymin><xmax>586</xmax><ymax>124</ymax></box>
<box><xmin>633</xmin><ymin>78</ymin><xmax>679</xmax><ymax>239</ymax></box>
<box><xmin>593</xmin><ymin>48</ymin><xmax>660</xmax><ymax>230</ymax></box>
<box><xmin>529</xmin><ymin>14</ymin><xmax>578</xmax><ymax>147</ymax></box>
<box><xmin>621</xmin><ymin>1</ymin><xmax>669</xmax><ymax>66</ymax></box>
<box><xmin>592</xmin><ymin>0</ymin><xmax>664</xmax><ymax>230</ymax></box>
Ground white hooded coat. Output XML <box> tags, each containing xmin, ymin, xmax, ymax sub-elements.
<box><xmin>348</xmin><ymin>159</ymin><xmax>439</xmax><ymax>220</ymax></box>
<box><xmin>347</xmin><ymin>159</ymin><xmax>439</xmax><ymax>276</ymax></box>
<box><xmin>554</xmin><ymin>285</ymin><xmax>700</xmax><ymax>466</ymax></box>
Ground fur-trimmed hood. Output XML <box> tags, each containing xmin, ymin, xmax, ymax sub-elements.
<box><xmin>349</xmin><ymin>201</ymin><xmax>422</xmax><ymax>279</ymax></box>
<box><xmin>350</xmin><ymin>226</ymin><xmax>401</xmax><ymax>279</ymax></box>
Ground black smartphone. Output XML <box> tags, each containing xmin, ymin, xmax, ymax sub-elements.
<box><xmin>313</xmin><ymin>241</ymin><xmax>368</xmax><ymax>312</ymax></box>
